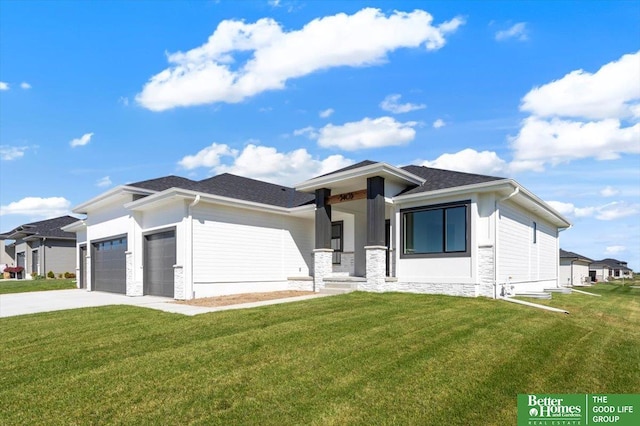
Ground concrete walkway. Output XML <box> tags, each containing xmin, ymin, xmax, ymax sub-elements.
<box><xmin>0</xmin><ymin>289</ymin><xmax>331</xmax><ymax>318</ymax></box>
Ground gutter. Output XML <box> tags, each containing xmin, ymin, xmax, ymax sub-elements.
<box><xmin>494</xmin><ymin>187</ymin><xmax>520</xmax><ymax>298</ymax></box>
<box><xmin>187</xmin><ymin>195</ymin><xmax>201</xmax><ymax>300</ymax></box>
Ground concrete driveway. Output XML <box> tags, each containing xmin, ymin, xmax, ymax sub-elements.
<box><xmin>0</xmin><ymin>289</ymin><xmax>329</xmax><ymax>318</ymax></box>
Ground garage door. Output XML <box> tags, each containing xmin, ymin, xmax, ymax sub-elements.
<box><xmin>144</xmin><ymin>230</ymin><xmax>176</xmax><ymax>297</ymax></box>
<box><xmin>92</xmin><ymin>237</ymin><xmax>127</xmax><ymax>294</ymax></box>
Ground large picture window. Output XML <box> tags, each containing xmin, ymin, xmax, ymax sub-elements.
<box><xmin>401</xmin><ymin>201</ymin><xmax>470</xmax><ymax>258</ymax></box>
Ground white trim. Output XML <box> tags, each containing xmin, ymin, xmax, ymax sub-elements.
<box><xmin>295</xmin><ymin>162</ymin><xmax>425</xmax><ymax>191</ymax></box>
<box><xmin>125</xmin><ymin>188</ymin><xmax>315</xmax><ymax>216</ymax></box>
<box><xmin>72</xmin><ymin>185</ymin><xmax>156</xmax><ymax>214</ymax></box>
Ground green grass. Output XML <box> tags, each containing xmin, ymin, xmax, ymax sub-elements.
<box><xmin>0</xmin><ymin>278</ymin><xmax>77</xmax><ymax>294</ymax></box>
<box><xmin>1</xmin><ymin>285</ymin><xmax>638</xmax><ymax>425</ymax></box>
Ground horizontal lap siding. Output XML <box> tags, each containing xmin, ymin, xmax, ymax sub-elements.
<box><xmin>498</xmin><ymin>201</ymin><xmax>557</xmax><ymax>283</ymax></box>
<box><xmin>192</xmin><ymin>205</ymin><xmax>313</xmax><ymax>283</ymax></box>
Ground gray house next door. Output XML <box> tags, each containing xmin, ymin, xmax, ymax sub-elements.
<box><xmin>144</xmin><ymin>230</ymin><xmax>176</xmax><ymax>298</ymax></box>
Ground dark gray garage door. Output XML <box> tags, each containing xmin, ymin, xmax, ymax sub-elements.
<box><xmin>144</xmin><ymin>230</ymin><xmax>176</xmax><ymax>297</ymax></box>
<box><xmin>92</xmin><ymin>237</ymin><xmax>127</xmax><ymax>294</ymax></box>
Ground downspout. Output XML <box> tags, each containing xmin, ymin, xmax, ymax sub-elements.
<box><xmin>187</xmin><ymin>195</ymin><xmax>201</xmax><ymax>299</ymax></box>
<box><xmin>494</xmin><ymin>186</ymin><xmax>520</xmax><ymax>298</ymax></box>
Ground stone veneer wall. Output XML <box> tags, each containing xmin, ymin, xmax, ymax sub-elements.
<box><xmin>287</xmin><ymin>277</ymin><xmax>314</xmax><ymax>291</ymax></box>
<box><xmin>313</xmin><ymin>249</ymin><xmax>333</xmax><ymax>292</ymax></box>
<box><xmin>174</xmin><ymin>265</ymin><xmax>184</xmax><ymax>299</ymax></box>
<box><xmin>364</xmin><ymin>246</ymin><xmax>386</xmax><ymax>290</ymax></box>
<box><xmin>332</xmin><ymin>252</ymin><xmax>354</xmax><ymax>275</ymax></box>
<box><xmin>360</xmin><ymin>280</ymin><xmax>478</xmax><ymax>297</ymax></box>
<box><xmin>125</xmin><ymin>251</ymin><xmax>143</xmax><ymax>296</ymax></box>
<box><xmin>477</xmin><ymin>245</ymin><xmax>496</xmax><ymax>298</ymax></box>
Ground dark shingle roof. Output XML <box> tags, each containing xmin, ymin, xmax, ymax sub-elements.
<box><xmin>128</xmin><ymin>173</ymin><xmax>314</xmax><ymax>208</ymax></box>
<box><xmin>560</xmin><ymin>249</ymin><xmax>593</xmax><ymax>262</ymax></box>
<box><xmin>0</xmin><ymin>215</ymin><xmax>78</xmax><ymax>240</ymax></box>
<box><xmin>398</xmin><ymin>165</ymin><xmax>505</xmax><ymax>195</ymax></box>
<box><xmin>591</xmin><ymin>258</ymin><xmax>632</xmax><ymax>271</ymax></box>
<box><xmin>195</xmin><ymin>174</ymin><xmax>315</xmax><ymax>208</ymax></box>
<box><xmin>128</xmin><ymin>175</ymin><xmax>200</xmax><ymax>192</ymax></box>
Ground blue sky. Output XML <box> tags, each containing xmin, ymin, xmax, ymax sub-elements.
<box><xmin>1</xmin><ymin>1</ymin><xmax>639</xmax><ymax>269</ymax></box>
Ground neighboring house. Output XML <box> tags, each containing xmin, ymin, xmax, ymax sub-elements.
<box><xmin>559</xmin><ymin>249</ymin><xmax>593</xmax><ymax>286</ymax></box>
<box><xmin>590</xmin><ymin>258</ymin><xmax>634</xmax><ymax>282</ymax></box>
<box><xmin>63</xmin><ymin>160</ymin><xmax>571</xmax><ymax>299</ymax></box>
<box><xmin>0</xmin><ymin>216</ymin><xmax>78</xmax><ymax>279</ymax></box>
<box><xmin>0</xmin><ymin>241</ymin><xmax>15</xmax><ymax>271</ymax></box>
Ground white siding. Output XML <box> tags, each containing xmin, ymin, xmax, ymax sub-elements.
<box><xmin>497</xmin><ymin>200</ymin><xmax>558</xmax><ymax>289</ymax></box>
<box><xmin>192</xmin><ymin>204</ymin><xmax>313</xmax><ymax>284</ymax></box>
<box><xmin>560</xmin><ymin>260</ymin><xmax>590</xmax><ymax>286</ymax></box>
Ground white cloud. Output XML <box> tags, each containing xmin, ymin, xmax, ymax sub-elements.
<box><xmin>433</xmin><ymin>118</ymin><xmax>446</xmax><ymax>128</ymax></box>
<box><xmin>178</xmin><ymin>142</ymin><xmax>237</xmax><ymax>170</ymax></box>
<box><xmin>510</xmin><ymin>117</ymin><xmax>640</xmax><ymax>168</ymax></box>
<box><xmin>20</xmin><ymin>82</ymin><xmax>31</xmax><ymax>89</ymax></box>
<box><xmin>495</xmin><ymin>22</ymin><xmax>528</xmax><ymax>41</ymax></box>
<box><xmin>0</xmin><ymin>82</ymin><xmax>8</xmax><ymax>90</ymax></box>
<box><xmin>419</xmin><ymin>148</ymin><xmax>508</xmax><ymax>175</ymax></box>
<box><xmin>600</xmin><ymin>186</ymin><xmax>619</xmax><ymax>197</ymax></box>
<box><xmin>136</xmin><ymin>8</ymin><xmax>464</xmax><ymax>111</ymax></box>
<box><xmin>96</xmin><ymin>176</ymin><xmax>112</xmax><ymax>187</ymax></box>
<box><xmin>546</xmin><ymin>200</ymin><xmax>640</xmax><ymax>221</ymax></box>
<box><xmin>521</xmin><ymin>51</ymin><xmax>640</xmax><ymax>120</ymax></box>
<box><xmin>0</xmin><ymin>197</ymin><xmax>71</xmax><ymax>218</ymax></box>
<box><xmin>379</xmin><ymin>94</ymin><xmax>426</xmax><ymax>114</ymax></box>
<box><xmin>511</xmin><ymin>51</ymin><xmax>640</xmax><ymax>172</ymax></box>
<box><xmin>303</xmin><ymin>116</ymin><xmax>418</xmax><ymax>151</ymax></box>
<box><xmin>179</xmin><ymin>142</ymin><xmax>353</xmax><ymax>186</ymax></box>
<box><xmin>605</xmin><ymin>245</ymin><xmax>626</xmax><ymax>255</ymax></box>
<box><xmin>69</xmin><ymin>133</ymin><xmax>94</xmax><ymax>148</ymax></box>
<box><xmin>319</xmin><ymin>108</ymin><xmax>334</xmax><ymax>118</ymax></box>
<box><xmin>0</xmin><ymin>145</ymin><xmax>29</xmax><ymax>161</ymax></box>
<box><xmin>214</xmin><ymin>144</ymin><xmax>353</xmax><ymax>185</ymax></box>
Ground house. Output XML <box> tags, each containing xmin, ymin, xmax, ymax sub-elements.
<box><xmin>62</xmin><ymin>161</ymin><xmax>571</xmax><ymax>299</ymax></box>
<box><xmin>0</xmin><ymin>216</ymin><xmax>78</xmax><ymax>279</ymax></box>
<box><xmin>590</xmin><ymin>258</ymin><xmax>634</xmax><ymax>282</ymax></box>
<box><xmin>559</xmin><ymin>249</ymin><xmax>593</xmax><ymax>286</ymax></box>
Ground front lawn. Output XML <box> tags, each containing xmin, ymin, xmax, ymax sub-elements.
<box><xmin>0</xmin><ymin>278</ymin><xmax>76</xmax><ymax>294</ymax></box>
<box><xmin>1</xmin><ymin>286</ymin><xmax>638</xmax><ymax>425</ymax></box>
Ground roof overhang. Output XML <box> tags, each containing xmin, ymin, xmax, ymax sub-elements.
<box><xmin>124</xmin><ymin>188</ymin><xmax>315</xmax><ymax>216</ymax></box>
<box><xmin>61</xmin><ymin>220</ymin><xmax>87</xmax><ymax>233</ymax></box>
<box><xmin>295</xmin><ymin>162</ymin><xmax>425</xmax><ymax>193</ymax></box>
<box><xmin>393</xmin><ymin>179</ymin><xmax>572</xmax><ymax>229</ymax></box>
<box><xmin>72</xmin><ymin>185</ymin><xmax>156</xmax><ymax>214</ymax></box>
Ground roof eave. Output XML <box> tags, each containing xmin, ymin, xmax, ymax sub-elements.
<box><xmin>72</xmin><ymin>185</ymin><xmax>156</xmax><ymax>214</ymax></box>
<box><xmin>125</xmin><ymin>188</ymin><xmax>312</xmax><ymax>215</ymax></box>
<box><xmin>295</xmin><ymin>162</ymin><xmax>425</xmax><ymax>192</ymax></box>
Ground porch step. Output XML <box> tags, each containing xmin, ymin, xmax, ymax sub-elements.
<box><xmin>545</xmin><ymin>287</ymin><xmax>572</xmax><ymax>294</ymax></box>
<box><xmin>320</xmin><ymin>277</ymin><xmax>364</xmax><ymax>295</ymax></box>
<box><xmin>514</xmin><ymin>292</ymin><xmax>552</xmax><ymax>300</ymax></box>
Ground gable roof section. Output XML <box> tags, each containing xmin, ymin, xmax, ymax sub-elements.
<box><xmin>0</xmin><ymin>215</ymin><xmax>78</xmax><ymax>240</ymax></box>
<box><xmin>591</xmin><ymin>258</ymin><xmax>632</xmax><ymax>271</ymax></box>
<box><xmin>315</xmin><ymin>160</ymin><xmax>378</xmax><ymax>178</ymax></box>
<box><xmin>128</xmin><ymin>175</ymin><xmax>200</xmax><ymax>192</ymax></box>
<box><xmin>399</xmin><ymin>165</ymin><xmax>505</xmax><ymax>195</ymax></box>
<box><xmin>194</xmin><ymin>174</ymin><xmax>315</xmax><ymax>208</ymax></box>
<box><xmin>560</xmin><ymin>249</ymin><xmax>593</xmax><ymax>263</ymax></box>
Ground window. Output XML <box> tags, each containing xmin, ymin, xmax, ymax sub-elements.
<box><xmin>532</xmin><ymin>221</ymin><xmax>537</xmax><ymax>244</ymax></box>
<box><xmin>331</xmin><ymin>221</ymin><xmax>343</xmax><ymax>264</ymax></box>
<box><xmin>401</xmin><ymin>201</ymin><xmax>470</xmax><ymax>258</ymax></box>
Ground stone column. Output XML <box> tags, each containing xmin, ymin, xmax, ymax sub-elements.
<box><xmin>173</xmin><ymin>265</ymin><xmax>184</xmax><ymax>300</ymax></box>
<box><xmin>85</xmin><ymin>255</ymin><xmax>92</xmax><ymax>291</ymax></box>
<box><xmin>365</xmin><ymin>245</ymin><xmax>387</xmax><ymax>291</ymax></box>
<box><xmin>478</xmin><ymin>245</ymin><xmax>495</xmax><ymax>298</ymax></box>
<box><xmin>125</xmin><ymin>251</ymin><xmax>142</xmax><ymax>296</ymax></box>
<box><xmin>313</xmin><ymin>248</ymin><xmax>333</xmax><ymax>292</ymax></box>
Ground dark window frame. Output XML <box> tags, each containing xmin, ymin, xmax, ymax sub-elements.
<box><xmin>331</xmin><ymin>221</ymin><xmax>343</xmax><ymax>264</ymax></box>
<box><xmin>400</xmin><ymin>200</ymin><xmax>471</xmax><ymax>259</ymax></box>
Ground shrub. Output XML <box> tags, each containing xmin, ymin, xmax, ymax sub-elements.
<box><xmin>58</xmin><ymin>273</ymin><xmax>63</xmax><ymax>279</ymax></box>
<box><xmin>64</xmin><ymin>272</ymin><xmax>76</xmax><ymax>279</ymax></box>
<box><xmin>47</xmin><ymin>271</ymin><xmax>55</xmax><ymax>279</ymax></box>
<box><xmin>31</xmin><ymin>272</ymin><xmax>38</xmax><ymax>279</ymax></box>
